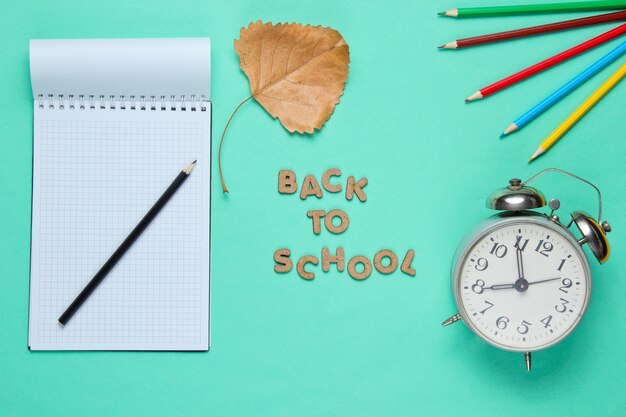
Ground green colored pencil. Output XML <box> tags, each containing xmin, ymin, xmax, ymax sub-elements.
<box><xmin>438</xmin><ymin>0</ymin><xmax>626</xmax><ymax>17</ymax></box>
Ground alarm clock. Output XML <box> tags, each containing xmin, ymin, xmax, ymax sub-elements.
<box><xmin>442</xmin><ymin>168</ymin><xmax>611</xmax><ymax>371</ymax></box>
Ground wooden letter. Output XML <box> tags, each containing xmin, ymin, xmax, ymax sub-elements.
<box><xmin>345</xmin><ymin>176</ymin><xmax>368</xmax><ymax>202</ymax></box>
<box><xmin>322</xmin><ymin>168</ymin><xmax>342</xmax><ymax>193</ymax></box>
<box><xmin>322</xmin><ymin>247</ymin><xmax>345</xmax><ymax>272</ymax></box>
<box><xmin>297</xmin><ymin>255</ymin><xmax>319</xmax><ymax>280</ymax></box>
<box><xmin>374</xmin><ymin>249</ymin><xmax>398</xmax><ymax>274</ymax></box>
<box><xmin>307</xmin><ymin>210</ymin><xmax>326</xmax><ymax>235</ymax></box>
<box><xmin>324</xmin><ymin>209</ymin><xmax>349</xmax><ymax>234</ymax></box>
<box><xmin>300</xmin><ymin>174</ymin><xmax>323</xmax><ymax>200</ymax></box>
<box><xmin>401</xmin><ymin>250</ymin><xmax>416</xmax><ymax>276</ymax></box>
<box><xmin>273</xmin><ymin>248</ymin><xmax>293</xmax><ymax>273</ymax></box>
<box><xmin>348</xmin><ymin>255</ymin><xmax>372</xmax><ymax>280</ymax></box>
<box><xmin>278</xmin><ymin>170</ymin><xmax>297</xmax><ymax>194</ymax></box>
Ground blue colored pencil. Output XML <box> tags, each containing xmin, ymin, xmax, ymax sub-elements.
<box><xmin>500</xmin><ymin>39</ymin><xmax>626</xmax><ymax>137</ymax></box>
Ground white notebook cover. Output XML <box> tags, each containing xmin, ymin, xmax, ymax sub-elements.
<box><xmin>28</xmin><ymin>38</ymin><xmax>211</xmax><ymax>351</ymax></box>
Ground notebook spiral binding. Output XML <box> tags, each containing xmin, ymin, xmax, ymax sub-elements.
<box><xmin>37</xmin><ymin>94</ymin><xmax>208</xmax><ymax>112</ymax></box>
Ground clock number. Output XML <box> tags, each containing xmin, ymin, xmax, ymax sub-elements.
<box><xmin>534</xmin><ymin>239</ymin><xmax>553</xmax><ymax>257</ymax></box>
<box><xmin>516</xmin><ymin>320</ymin><xmax>532</xmax><ymax>335</ymax></box>
<box><xmin>540</xmin><ymin>315</ymin><xmax>553</xmax><ymax>328</ymax></box>
<box><xmin>489</xmin><ymin>243</ymin><xmax>508</xmax><ymax>258</ymax></box>
<box><xmin>514</xmin><ymin>236</ymin><xmax>529</xmax><ymax>251</ymax></box>
<box><xmin>471</xmin><ymin>279</ymin><xmax>485</xmax><ymax>294</ymax></box>
<box><xmin>559</xmin><ymin>278</ymin><xmax>573</xmax><ymax>293</ymax></box>
<box><xmin>496</xmin><ymin>316</ymin><xmax>509</xmax><ymax>330</ymax></box>
<box><xmin>557</xmin><ymin>258</ymin><xmax>566</xmax><ymax>272</ymax></box>
<box><xmin>555</xmin><ymin>298</ymin><xmax>570</xmax><ymax>313</ymax></box>
<box><xmin>479</xmin><ymin>300</ymin><xmax>494</xmax><ymax>314</ymax></box>
<box><xmin>474</xmin><ymin>257</ymin><xmax>488</xmax><ymax>272</ymax></box>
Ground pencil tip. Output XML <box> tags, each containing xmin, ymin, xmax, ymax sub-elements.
<box><xmin>529</xmin><ymin>147</ymin><xmax>544</xmax><ymax>161</ymax></box>
<box><xmin>183</xmin><ymin>160</ymin><xmax>197</xmax><ymax>174</ymax></box>
<box><xmin>192</xmin><ymin>159</ymin><xmax>197</xmax><ymax>164</ymax></box>
<box><xmin>438</xmin><ymin>9</ymin><xmax>458</xmax><ymax>17</ymax></box>
<box><xmin>499</xmin><ymin>133</ymin><xmax>505</xmax><ymax>139</ymax></box>
<box><xmin>465</xmin><ymin>91</ymin><xmax>483</xmax><ymax>102</ymax></box>
<box><xmin>439</xmin><ymin>41</ymin><xmax>457</xmax><ymax>49</ymax></box>
<box><xmin>503</xmin><ymin>123</ymin><xmax>519</xmax><ymax>136</ymax></box>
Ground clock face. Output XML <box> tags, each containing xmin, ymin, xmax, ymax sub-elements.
<box><xmin>455</xmin><ymin>219</ymin><xmax>591</xmax><ymax>352</ymax></box>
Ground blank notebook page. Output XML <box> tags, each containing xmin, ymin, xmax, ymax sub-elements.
<box><xmin>28</xmin><ymin>39</ymin><xmax>211</xmax><ymax>350</ymax></box>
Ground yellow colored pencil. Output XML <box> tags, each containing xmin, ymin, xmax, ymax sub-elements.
<box><xmin>529</xmin><ymin>62</ymin><xmax>626</xmax><ymax>162</ymax></box>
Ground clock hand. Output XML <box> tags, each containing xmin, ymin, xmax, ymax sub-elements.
<box><xmin>527</xmin><ymin>277</ymin><xmax>561</xmax><ymax>286</ymax></box>
<box><xmin>484</xmin><ymin>283</ymin><xmax>516</xmax><ymax>291</ymax></box>
<box><xmin>483</xmin><ymin>277</ymin><xmax>562</xmax><ymax>292</ymax></box>
<box><xmin>514</xmin><ymin>248</ymin><xmax>529</xmax><ymax>292</ymax></box>
<box><xmin>516</xmin><ymin>247</ymin><xmax>525</xmax><ymax>280</ymax></box>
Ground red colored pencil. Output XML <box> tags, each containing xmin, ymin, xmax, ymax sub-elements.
<box><xmin>466</xmin><ymin>23</ymin><xmax>626</xmax><ymax>101</ymax></box>
<box><xmin>439</xmin><ymin>10</ymin><xmax>626</xmax><ymax>49</ymax></box>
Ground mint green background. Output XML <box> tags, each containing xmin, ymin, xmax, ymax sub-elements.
<box><xmin>1</xmin><ymin>0</ymin><xmax>625</xmax><ymax>416</ymax></box>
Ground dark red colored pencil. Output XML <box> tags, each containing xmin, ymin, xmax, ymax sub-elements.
<box><xmin>439</xmin><ymin>10</ymin><xmax>626</xmax><ymax>49</ymax></box>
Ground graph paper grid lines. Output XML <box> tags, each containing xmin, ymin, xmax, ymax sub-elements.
<box><xmin>29</xmin><ymin>103</ymin><xmax>211</xmax><ymax>351</ymax></box>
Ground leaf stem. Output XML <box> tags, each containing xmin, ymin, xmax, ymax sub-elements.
<box><xmin>218</xmin><ymin>96</ymin><xmax>253</xmax><ymax>193</ymax></box>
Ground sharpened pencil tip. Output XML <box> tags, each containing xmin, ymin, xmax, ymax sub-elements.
<box><xmin>502</xmin><ymin>123</ymin><xmax>519</xmax><ymax>136</ymax></box>
<box><xmin>499</xmin><ymin>133</ymin><xmax>505</xmax><ymax>138</ymax></box>
<box><xmin>438</xmin><ymin>9</ymin><xmax>458</xmax><ymax>17</ymax></box>
<box><xmin>529</xmin><ymin>147</ymin><xmax>544</xmax><ymax>162</ymax></box>
<box><xmin>183</xmin><ymin>160</ymin><xmax>197</xmax><ymax>174</ymax></box>
<box><xmin>465</xmin><ymin>91</ymin><xmax>483</xmax><ymax>102</ymax></box>
<box><xmin>439</xmin><ymin>41</ymin><xmax>458</xmax><ymax>49</ymax></box>
<box><xmin>192</xmin><ymin>160</ymin><xmax>197</xmax><ymax>164</ymax></box>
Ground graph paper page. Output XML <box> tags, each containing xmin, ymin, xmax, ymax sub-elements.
<box><xmin>29</xmin><ymin>105</ymin><xmax>211</xmax><ymax>350</ymax></box>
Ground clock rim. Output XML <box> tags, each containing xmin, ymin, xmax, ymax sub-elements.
<box><xmin>451</xmin><ymin>212</ymin><xmax>592</xmax><ymax>353</ymax></box>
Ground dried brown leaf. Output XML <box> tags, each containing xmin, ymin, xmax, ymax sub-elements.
<box><xmin>235</xmin><ymin>21</ymin><xmax>350</xmax><ymax>133</ymax></box>
<box><xmin>218</xmin><ymin>21</ymin><xmax>350</xmax><ymax>192</ymax></box>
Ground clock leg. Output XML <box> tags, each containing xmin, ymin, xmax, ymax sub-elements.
<box><xmin>441</xmin><ymin>313</ymin><xmax>462</xmax><ymax>327</ymax></box>
<box><xmin>524</xmin><ymin>352</ymin><xmax>532</xmax><ymax>371</ymax></box>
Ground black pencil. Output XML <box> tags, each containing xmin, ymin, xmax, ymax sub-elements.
<box><xmin>58</xmin><ymin>160</ymin><xmax>197</xmax><ymax>326</ymax></box>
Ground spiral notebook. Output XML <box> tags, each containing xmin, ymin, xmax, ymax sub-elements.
<box><xmin>28</xmin><ymin>38</ymin><xmax>212</xmax><ymax>351</ymax></box>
